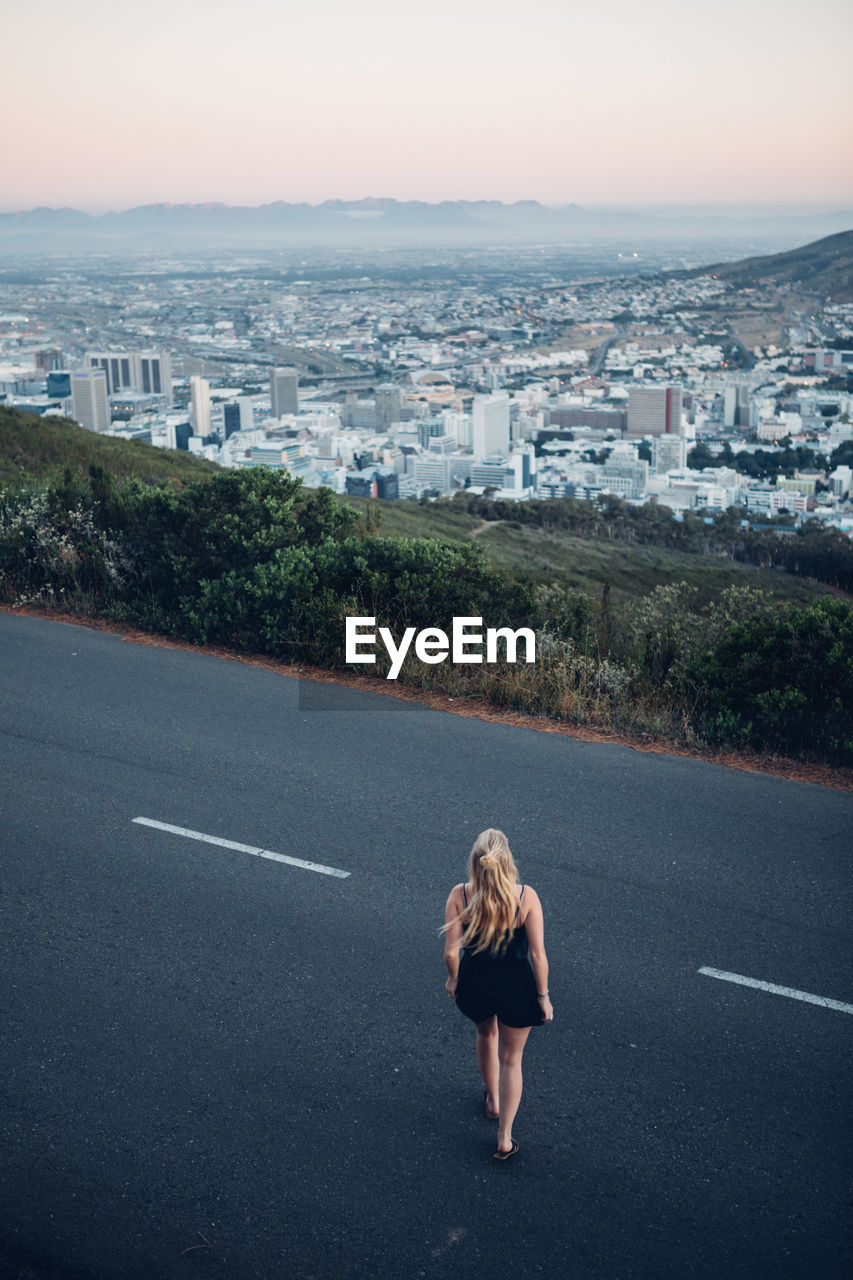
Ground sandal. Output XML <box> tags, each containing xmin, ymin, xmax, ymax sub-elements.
<box><xmin>493</xmin><ymin>1139</ymin><xmax>519</xmax><ymax>1160</ymax></box>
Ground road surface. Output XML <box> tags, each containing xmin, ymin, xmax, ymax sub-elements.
<box><xmin>1</xmin><ymin>612</ymin><xmax>850</xmax><ymax>1279</ymax></box>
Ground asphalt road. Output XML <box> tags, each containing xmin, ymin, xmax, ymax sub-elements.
<box><xmin>1</xmin><ymin>612</ymin><xmax>851</xmax><ymax>1280</ymax></box>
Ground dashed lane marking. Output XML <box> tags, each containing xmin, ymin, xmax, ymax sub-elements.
<box><xmin>132</xmin><ymin>817</ymin><xmax>351</xmax><ymax>879</ymax></box>
<box><xmin>699</xmin><ymin>966</ymin><xmax>853</xmax><ymax>1016</ymax></box>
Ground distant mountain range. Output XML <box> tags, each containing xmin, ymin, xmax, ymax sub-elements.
<box><xmin>0</xmin><ymin>199</ymin><xmax>851</xmax><ymax>250</ymax></box>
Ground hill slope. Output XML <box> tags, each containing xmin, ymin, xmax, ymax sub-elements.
<box><xmin>342</xmin><ymin>494</ymin><xmax>837</xmax><ymax>605</ymax></box>
<box><xmin>683</xmin><ymin>228</ymin><xmax>853</xmax><ymax>300</ymax></box>
<box><xmin>0</xmin><ymin>407</ymin><xmax>220</xmax><ymax>488</ymax></box>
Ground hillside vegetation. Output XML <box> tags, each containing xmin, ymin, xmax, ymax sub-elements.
<box><xmin>1</xmin><ymin>465</ymin><xmax>851</xmax><ymax>766</ymax></box>
<box><xmin>345</xmin><ymin>492</ymin><xmax>852</xmax><ymax>603</ymax></box>
<box><xmin>0</xmin><ymin>406</ymin><xmax>220</xmax><ymax>487</ymax></box>
<box><xmin>1</xmin><ymin>406</ymin><xmax>848</xmax><ymax>606</ymax></box>
<box><xmin>684</xmin><ymin>228</ymin><xmax>853</xmax><ymax>300</ymax></box>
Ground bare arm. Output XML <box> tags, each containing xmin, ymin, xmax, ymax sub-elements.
<box><xmin>443</xmin><ymin>885</ymin><xmax>464</xmax><ymax>997</ymax></box>
<box><xmin>522</xmin><ymin>888</ymin><xmax>554</xmax><ymax>1022</ymax></box>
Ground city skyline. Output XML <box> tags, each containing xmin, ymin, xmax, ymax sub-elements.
<box><xmin>2</xmin><ymin>0</ymin><xmax>851</xmax><ymax>213</ymax></box>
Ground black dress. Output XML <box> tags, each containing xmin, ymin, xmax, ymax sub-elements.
<box><xmin>454</xmin><ymin>885</ymin><xmax>543</xmax><ymax>1029</ymax></box>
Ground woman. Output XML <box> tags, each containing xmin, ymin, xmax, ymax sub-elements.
<box><xmin>442</xmin><ymin>828</ymin><xmax>553</xmax><ymax>1160</ymax></box>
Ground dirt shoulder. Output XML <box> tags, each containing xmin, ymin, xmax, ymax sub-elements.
<box><xmin>4</xmin><ymin>603</ymin><xmax>851</xmax><ymax>793</ymax></box>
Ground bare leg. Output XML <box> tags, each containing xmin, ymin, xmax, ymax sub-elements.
<box><xmin>475</xmin><ymin>1016</ymin><xmax>499</xmax><ymax>1117</ymax></box>
<box><xmin>496</xmin><ymin>1023</ymin><xmax>531</xmax><ymax>1152</ymax></box>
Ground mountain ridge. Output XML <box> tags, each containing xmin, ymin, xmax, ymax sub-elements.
<box><xmin>1</xmin><ymin>199</ymin><xmax>851</xmax><ymax>248</ymax></box>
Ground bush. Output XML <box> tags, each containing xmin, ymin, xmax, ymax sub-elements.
<box><xmin>686</xmin><ymin>596</ymin><xmax>853</xmax><ymax>762</ymax></box>
<box><xmin>177</xmin><ymin>536</ymin><xmax>532</xmax><ymax>665</ymax></box>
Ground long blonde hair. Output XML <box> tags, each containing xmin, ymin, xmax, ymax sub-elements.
<box><xmin>444</xmin><ymin>828</ymin><xmax>519</xmax><ymax>956</ymax></box>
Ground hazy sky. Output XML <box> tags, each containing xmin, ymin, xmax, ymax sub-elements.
<box><xmin>2</xmin><ymin>0</ymin><xmax>851</xmax><ymax>210</ymax></box>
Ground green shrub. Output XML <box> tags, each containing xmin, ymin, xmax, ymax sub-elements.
<box><xmin>686</xmin><ymin>596</ymin><xmax>853</xmax><ymax>762</ymax></box>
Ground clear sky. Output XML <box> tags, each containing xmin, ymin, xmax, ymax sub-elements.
<box><xmin>2</xmin><ymin>0</ymin><xmax>851</xmax><ymax>211</ymax></box>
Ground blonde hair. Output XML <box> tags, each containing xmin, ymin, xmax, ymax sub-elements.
<box><xmin>443</xmin><ymin>828</ymin><xmax>519</xmax><ymax>956</ymax></box>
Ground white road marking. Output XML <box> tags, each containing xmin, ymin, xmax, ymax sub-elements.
<box><xmin>132</xmin><ymin>817</ymin><xmax>350</xmax><ymax>879</ymax></box>
<box><xmin>698</xmin><ymin>966</ymin><xmax>853</xmax><ymax>1016</ymax></box>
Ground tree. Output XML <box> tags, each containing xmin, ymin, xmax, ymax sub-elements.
<box><xmin>686</xmin><ymin>442</ymin><xmax>715</xmax><ymax>470</ymax></box>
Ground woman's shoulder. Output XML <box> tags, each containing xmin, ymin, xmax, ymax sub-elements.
<box><xmin>518</xmin><ymin>883</ymin><xmax>542</xmax><ymax>921</ymax></box>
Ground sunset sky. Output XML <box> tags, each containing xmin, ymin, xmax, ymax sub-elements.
<box><xmin>2</xmin><ymin>0</ymin><xmax>851</xmax><ymax>211</ymax></box>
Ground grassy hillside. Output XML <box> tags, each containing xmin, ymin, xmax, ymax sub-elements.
<box><xmin>342</xmin><ymin>494</ymin><xmax>836</xmax><ymax>604</ymax></box>
<box><xmin>0</xmin><ymin>409</ymin><xmax>840</xmax><ymax>607</ymax></box>
<box><xmin>0</xmin><ymin>406</ymin><xmax>220</xmax><ymax>488</ymax></box>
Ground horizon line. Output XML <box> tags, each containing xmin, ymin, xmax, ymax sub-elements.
<box><xmin>2</xmin><ymin>197</ymin><xmax>853</xmax><ymax>217</ymax></box>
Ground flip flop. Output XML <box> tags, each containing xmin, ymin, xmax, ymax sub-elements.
<box><xmin>493</xmin><ymin>1140</ymin><xmax>519</xmax><ymax>1160</ymax></box>
<box><xmin>482</xmin><ymin>1089</ymin><xmax>499</xmax><ymax>1121</ymax></box>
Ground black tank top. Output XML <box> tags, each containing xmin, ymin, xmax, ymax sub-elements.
<box><xmin>461</xmin><ymin>884</ymin><xmax>528</xmax><ymax>960</ymax></box>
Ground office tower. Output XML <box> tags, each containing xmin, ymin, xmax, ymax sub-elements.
<box><xmin>190</xmin><ymin>375</ymin><xmax>211</xmax><ymax>436</ymax></box>
<box><xmin>85</xmin><ymin>350</ymin><xmax>172</xmax><ymax>403</ymax></box>
<box><xmin>627</xmin><ymin>385</ymin><xmax>683</xmax><ymax>437</ymax></box>
<box><xmin>270</xmin><ymin>367</ymin><xmax>299</xmax><ymax>418</ymax></box>
<box><xmin>472</xmin><ymin>394</ymin><xmax>510</xmax><ymax>460</ymax></box>
<box><xmin>723</xmin><ymin>382</ymin><xmax>750</xmax><ymax>429</ymax></box>
<box><xmin>70</xmin><ymin>369</ymin><xmax>110</xmax><ymax>433</ymax></box>
<box><xmin>375</xmin><ymin>384</ymin><xmax>403</xmax><ymax>431</ymax></box>
<box><xmin>138</xmin><ymin>352</ymin><xmax>171</xmax><ymax>399</ymax></box>
<box><xmin>223</xmin><ymin>403</ymin><xmax>241</xmax><ymax>439</ymax></box>
<box><xmin>651</xmin><ymin>434</ymin><xmax>687</xmax><ymax>474</ymax></box>
<box><xmin>223</xmin><ymin>398</ymin><xmax>253</xmax><ymax>439</ymax></box>
<box><xmin>237</xmin><ymin>396</ymin><xmax>254</xmax><ymax>431</ymax></box>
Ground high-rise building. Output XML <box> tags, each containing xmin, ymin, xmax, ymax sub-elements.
<box><xmin>70</xmin><ymin>369</ymin><xmax>110</xmax><ymax>433</ymax></box>
<box><xmin>270</xmin><ymin>368</ymin><xmax>299</xmax><ymax>418</ymax></box>
<box><xmin>723</xmin><ymin>382</ymin><xmax>751</xmax><ymax>429</ymax></box>
<box><xmin>237</xmin><ymin>396</ymin><xmax>254</xmax><ymax>432</ymax></box>
<box><xmin>190</xmin><ymin>375</ymin><xmax>211</xmax><ymax>436</ymax></box>
<box><xmin>223</xmin><ymin>403</ymin><xmax>241</xmax><ymax>439</ymax></box>
<box><xmin>375</xmin><ymin>384</ymin><xmax>403</xmax><ymax>431</ymax></box>
<box><xmin>85</xmin><ymin>350</ymin><xmax>172</xmax><ymax>402</ymax></box>
<box><xmin>223</xmin><ymin>397</ymin><xmax>254</xmax><ymax>438</ymax></box>
<box><xmin>627</xmin><ymin>386</ymin><xmax>683</xmax><ymax>437</ymax></box>
<box><xmin>472</xmin><ymin>394</ymin><xmax>510</xmax><ymax>459</ymax></box>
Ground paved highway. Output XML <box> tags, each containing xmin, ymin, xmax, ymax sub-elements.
<box><xmin>1</xmin><ymin>612</ymin><xmax>850</xmax><ymax>1279</ymax></box>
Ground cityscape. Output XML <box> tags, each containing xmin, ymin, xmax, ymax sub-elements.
<box><xmin>2</xmin><ymin>233</ymin><xmax>852</xmax><ymax>531</ymax></box>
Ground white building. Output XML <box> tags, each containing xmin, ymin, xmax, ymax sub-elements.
<box><xmin>443</xmin><ymin>411</ymin><xmax>472</xmax><ymax>448</ymax></box>
<box><xmin>70</xmin><ymin>369</ymin><xmax>110</xmax><ymax>433</ymax></box>
<box><xmin>829</xmin><ymin>466</ymin><xmax>852</xmax><ymax>498</ymax></box>
<box><xmin>745</xmin><ymin>485</ymin><xmax>808</xmax><ymax>514</ymax></box>
<box><xmin>190</xmin><ymin>375</ymin><xmax>211</xmax><ymax>436</ymax></box>
<box><xmin>651</xmin><ymin>434</ymin><xmax>687</xmax><ymax>474</ymax></box>
<box><xmin>412</xmin><ymin>455</ymin><xmax>454</xmax><ymax>493</ymax></box>
<box><xmin>472</xmin><ymin>393</ymin><xmax>510</xmax><ymax>459</ymax></box>
<box><xmin>85</xmin><ymin>350</ymin><xmax>172</xmax><ymax>403</ymax></box>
